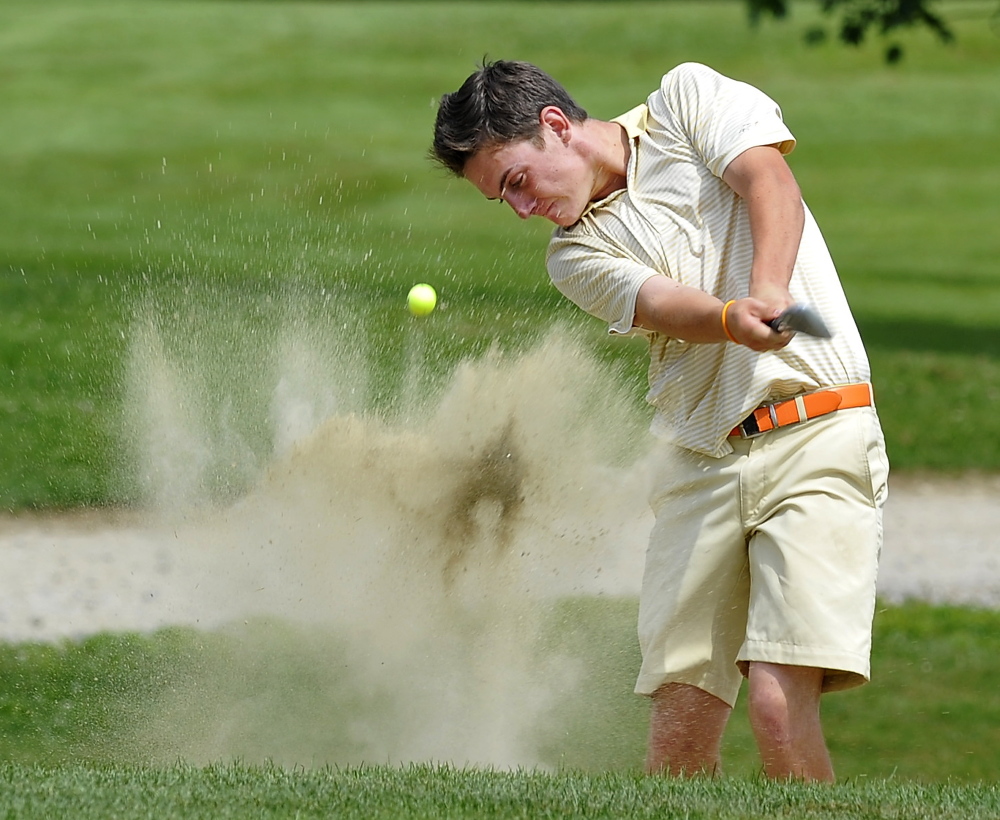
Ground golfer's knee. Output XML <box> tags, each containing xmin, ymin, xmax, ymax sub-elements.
<box><xmin>747</xmin><ymin>680</ymin><xmax>792</xmax><ymax>744</ymax></box>
<box><xmin>747</xmin><ymin>663</ymin><xmax>822</xmax><ymax>742</ymax></box>
<box><xmin>646</xmin><ymin>683</ymin><xmax>730</xmax><ymax>774</ymax></box>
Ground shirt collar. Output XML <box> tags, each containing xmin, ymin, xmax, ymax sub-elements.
<box><xmin>573</xmin><ymin>104</ymin><xmax>648</xmax><ymax>223</ymax></box>
<box><xmin>611</xmin><ymin>103</ymin><xmax>649</xmax><ymax>141</ymax></box>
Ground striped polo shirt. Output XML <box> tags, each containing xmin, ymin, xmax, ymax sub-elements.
<box><xmin>546</xmin><ymin>62</ymin><xmax>871</xmax><ymax>457</ymax></box>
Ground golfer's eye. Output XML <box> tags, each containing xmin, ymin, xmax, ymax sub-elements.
<box><xmin>508</xmin><ymin>174</ymin><xmax>525</xmax><ymax>190</ymax></box>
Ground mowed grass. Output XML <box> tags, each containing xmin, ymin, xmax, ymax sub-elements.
<box><xmin>0</xmin><ymin>601</ymin><xmax>999</xmax><ymax>817</ymax></box>
<box><xmin>1</xmin><ymin>4</ymin><xmax>999</xmax><ymax>815</ymax></box>
<box><xmin>0</xmin><ymin>0</ymin><xmax>999</xmax><ymax>508</ymax></box>
<box><xmin>2</xmin><ymin>602</ymin><xmax>999</xmax><ymax>781</ymax></box>
<box><xmin>0</xmin><ymin>763</ymin><xmax>997</xmax><ymax>820</ymax></box>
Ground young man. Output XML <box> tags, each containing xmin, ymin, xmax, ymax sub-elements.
<box><xmin>430</xmin><ymin>60</ymin><xmax>889</xmax><ymax>781</ymax></box>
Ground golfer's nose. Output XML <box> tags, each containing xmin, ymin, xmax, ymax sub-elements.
<box><xmin>504</xmin><ymin>188</ymin><xmax>535</xmax><ymax>219</ymax></box>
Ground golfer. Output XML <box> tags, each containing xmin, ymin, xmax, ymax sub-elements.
<box><xmin>430</xmin><ymin>60</ymin><xmax>888</xmax><ymax>782</ymax></box>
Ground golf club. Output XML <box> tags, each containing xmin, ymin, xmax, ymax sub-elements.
<box><xmin>765</xmin><ymin>304</ymin><xmax>833</xmax><ymax>338</ymax></box>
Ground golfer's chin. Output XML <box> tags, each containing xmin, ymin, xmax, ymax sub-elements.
<box><xmin>546</xmin><ymin>204</ymin><xmax>585</xmax><ymax>229</ymax></box>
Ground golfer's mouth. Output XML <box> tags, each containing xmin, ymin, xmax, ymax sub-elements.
<box><xmin>538</xmin><ymin>201</ymin><xmax>559</xmax><ymax>222</ymax></box>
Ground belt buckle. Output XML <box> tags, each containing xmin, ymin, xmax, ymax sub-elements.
<box><xmin>736</xmin><ymin>413</ymin><xmax>765</xmax><ymax>439</ymax></box>
<box><xmin>736</xmin><ymin>403</ymin><xmax>780</xmax><ymax>439</ymax></box>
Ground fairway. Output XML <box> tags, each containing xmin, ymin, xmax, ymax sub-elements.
<box><xmin>1</xmin><ymin>0</ymin><xmax>999</xmax><ymax>815</ymax></box>
<box><xmin>0</xmin><ymin>762</ymin><xmax>998</xmax><ymax>820</ymax></box>
<box><xmin>2</xmin><ymin>602</ymin><xmax>1000</xmax><ymax>782</ymax></box>
<box><xmin>0</xmin><ymin>0</ymin><xmax>998</xmax><ymax>507</ymax></box>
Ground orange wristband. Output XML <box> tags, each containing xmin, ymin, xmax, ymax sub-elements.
<box><xmin>721</xmin><ymin>299</ymin><xmax>739</xmax><ymax>344</ymax></box>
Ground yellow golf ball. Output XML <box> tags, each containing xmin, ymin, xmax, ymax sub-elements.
<box><xmin>407</xmin><ymin>283</ymin><xmax>437</xmax><ymax>317</ymax></box>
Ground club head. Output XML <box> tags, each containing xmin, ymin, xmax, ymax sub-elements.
<box><xmin>766</xmin><ymin>304</ymin><xmax>833</xmax><ymax>338</ymax></box>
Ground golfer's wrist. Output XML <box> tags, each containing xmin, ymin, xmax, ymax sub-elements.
<box><xmin>721</xmin><ymin>300</ymin><xmax>740</xmax><ymax>344</ymax></box>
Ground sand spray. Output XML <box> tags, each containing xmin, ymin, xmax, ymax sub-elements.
<box><xmin>118</xmin><ymin>292</ymin><xmax>654</xmax><ymax>768</ymax></box>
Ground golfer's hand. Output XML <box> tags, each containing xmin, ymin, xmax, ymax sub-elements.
<box><xmin>725</xmin><ymin>297</ymin><xmax>793</xmax><ymax>351</ymax></box>
<box><xmin>749</xmin><ymin>282</ymin><xmax>795</xmax><ymax>321</ymax></box>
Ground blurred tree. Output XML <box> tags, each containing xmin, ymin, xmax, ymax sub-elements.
<box><xmin>747</xmin><ymin>0</ymin><xmax>973</xmax><ymax>63</ymax></box>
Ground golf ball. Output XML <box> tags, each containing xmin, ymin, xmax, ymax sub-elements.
<box><xmin>407</xmin><ymin>283</ymin><xmax>437</xmax><ymax>317</ymax></box>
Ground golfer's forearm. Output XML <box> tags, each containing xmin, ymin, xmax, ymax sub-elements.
<box><xmin>633</xmin><ymin>277</ymin><xmax>727</xmax><ymax>343</ymax></box>
<box><xmin>722</xmin><ymin>145</ymin><xmax>804</xmax><ymax>301</ymax></box>
<box><xmin>744</xmin><ymin>182</ymin><xmax>804</xmax><ymax>298</ymax></box>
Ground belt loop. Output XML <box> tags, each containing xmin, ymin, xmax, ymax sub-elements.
<box><xmin>768</xmin><ymin>404</ymin><xmax>779</xmax><ymax>429</ymax></box>
<box><xmin>794</xmin><ymin>396</ymin><xmax>808</xmax><ymax>423</ymax></box>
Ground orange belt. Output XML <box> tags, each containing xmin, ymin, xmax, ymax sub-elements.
<box><xmin>729</xmin><ymin>383</ymin><xmax>873</xmax><ymax>439</ymax></box>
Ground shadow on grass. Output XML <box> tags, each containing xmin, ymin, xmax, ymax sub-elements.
<box><xmin>857</xmin><ymin>316</ymin><xmax>1000</xmax><ymax>359</ymax></box>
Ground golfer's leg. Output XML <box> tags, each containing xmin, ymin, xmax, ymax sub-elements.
<box><xmin>747</xmin><ymin>662</ymin><xmax>834</xmax><ymax>782</ymax></box>
<box><xmin>646</xmin><ymin>682</ymin><xmax>732</xmax><ymax>776</ymax></box>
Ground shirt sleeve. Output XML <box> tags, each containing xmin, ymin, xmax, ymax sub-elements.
<box><xmin>546</xmin><ymin>229</ymin><xmax>659</xmax><ymax>336</ymax></box>
<box><xmin>651</xmin><ymin>62</ymin><xmax>796</xmax><ymax>177</ymax></box>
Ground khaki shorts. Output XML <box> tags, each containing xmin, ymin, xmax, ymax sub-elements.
<box><xmin>635</xmin><ymin>405</ymin><xmax>889</xmax><ymax>707</ymax></box>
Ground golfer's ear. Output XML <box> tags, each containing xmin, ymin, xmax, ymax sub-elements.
<box><xmin>540</xmin><ymin>106</ymin><xmax>573</xmax><ymax>144</ymax></box>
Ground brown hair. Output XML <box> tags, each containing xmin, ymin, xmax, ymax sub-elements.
<box><xmin>430</xmin><ymin>59</ymin><xmax>588</xmax><ymax>176</ymax></box>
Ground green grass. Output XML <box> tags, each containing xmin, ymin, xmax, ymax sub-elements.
<box><xmin>0</xmin><ymin>0</ymin><xmax>999</xmax><ymax>508</ymax></box>
<box><xmin>1</xmin><ymin>6</ymin><xmax>996</xmax><ymax>814</ymax></box>
<box><xmin>2</xmin><ymin>601</ymin><xmax>999</xmax><ymax>785</ymax></box>
<box><xmin>0</xmin><ymin>762</ymin><xmax>997</xmax><ymax>820</ymax></box>
<box><xmin>2</xmin><ymin>601</ymin><xmax>1000</xmax><ymax>817</ymax></box>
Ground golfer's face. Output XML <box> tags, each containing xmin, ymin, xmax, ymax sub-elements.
<box><xmin>464</xmin><ymin>128</ymin><xmax>590</xmax><ymax>228</ymax></box>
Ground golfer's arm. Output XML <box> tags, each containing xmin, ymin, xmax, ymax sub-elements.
<box><xmin>633</xmin><ymin>277</ymin><xmax>727</xmax><ymax>343</ymax></box>
<box><xmin>631</xmin><ymin>146</ymin><xmax>804</xmax><ymax>345</ymax></box>
<box><xmin>721</xmin><ymin>145</ymin><xmax>804</xmax><ymax>304</ymax></box>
